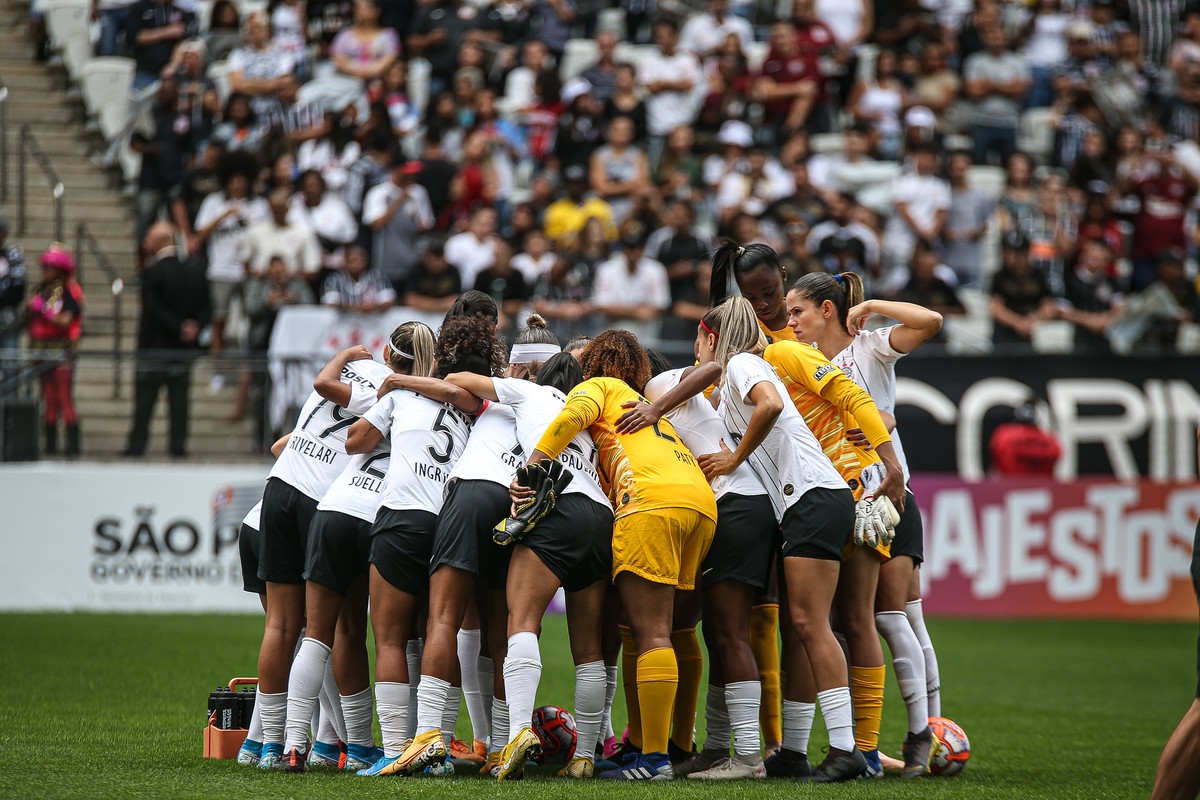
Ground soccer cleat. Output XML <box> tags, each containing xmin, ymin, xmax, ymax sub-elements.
<box><xmin>599</xmin><ymin>751</ymin><xmax>674</xmax><ymax>780</ymax></box>
<box><xmin>674</xmin><ymin>747</ymin><xmax>727</xmax><ymax>777</ymax></box>
<box><xmin>422</xmin><ymin>760</ymin><xmax>455</xmax><ymax>777</ymax></box>
<box><xmin>602</xmin><ymin>735</ymin><xmax>619</xmax><ymax>759</ymax></box>
<box><xmin>596</xmin><ymin>739</ymin><xmax>641</xmax><ymax>771</ymax></box>
<box><xmin>496</xmin><ymin>726</ymin><xmax>542</xmax><ymax>781</ymax></box>
<box><xmin>764</xmin><ymin>747</ymin><xmax>811</xmax><ymax>778</ymax></box>
<box><xmin>804</xmin><ymin>747</ymin><xmax>868</xmax><ymax>783</ymax></box>
<box><xmin>344</xmin><ymin>744</ymin><xmax>384</xmax><ymax>772</ymax></box>
<box><xmin>236</xmin><ymin>739</ymin><xmax>262</xmax><ymax>766</ymax></box>
<box><xmin>473</xmin><ymin>739</ymin><xmax>488</xmax><ymax>760</ymax></box>
<box><xmin>668</xmin><ymin>739</ymin><xmax>698</xmax><ymax>767</ymax></box>
<box><xmin>688</xmin><ymin>754</ymin><xmax>767</xmax><ymax>780</ymax></box>
<box><xmin>393</xmin><ymin>730</ymin><xmax>450</xmax><ymax>776</ymax></box>
<box><xmin>449</xmin><ymin>737</ymin><xmax>484</xmax><ymax>765</ymax></box>
<box><xmin>356</xmin><ymin>753</ymin><xmax>405</xmax><ymax>777</ymax></box>
<box><xmin>257</xmin><ymin>743</ymin><xmax>284</xmax><ymax>770</ymax></box>
<box><xmin>480</xmin><ymin>751</ymin><xmax>502</xmax><ymax>777</ymax></box>
<box><xmin>279</xmin><ymin>746</ymin><xmax>309</xmax><ymax>773</ymax></box>
<box><xmin>859</xmin><ymin>748</ymin><xmax>884</xmax><ymax>779</ymax></box>
<box><xmin>901</xmin><ymin>727</ymin><xmax>934</xmax><ymax>778</ymax></box>
<box><xmin>307</xmin><ymin>740</ymin><xmax>342</xmax><ymax>768</ymax></box>
<box><xmin>557</xmin><ymin>756</ymin><xmax>595</xmax><ymax>778</ymax></box>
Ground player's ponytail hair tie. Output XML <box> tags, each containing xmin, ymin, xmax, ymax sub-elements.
<box><xmin>699</xmin><ymin>319</ymin><xmax>718</xmax><ymax>339</ymax></box>
<box><xmin>735</xmin><ymin>246</ymin><xmax>746</xmax><ymax>259</ymax></box>
<box><xmin>834</xmin><ymin>274</ymin><xmax>844</xmax><ymax>284</ymax></box>
<box><xmin>510</xmin><ymin>343</ymin><xmax>561</xmax><ymax>364</ymax></box>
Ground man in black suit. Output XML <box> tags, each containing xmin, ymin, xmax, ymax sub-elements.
<box><xmin>124</xmin><ymin>222</ymin><xmax>210</xmax><ymax>457</ymax></box>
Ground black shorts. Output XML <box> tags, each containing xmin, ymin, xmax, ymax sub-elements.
<box><xmin>780</xmin><ymin>487</ymin><xmax>855</xmax><ymax>563</ymax></box>
<box><xmin>305</xmin><ymin>509</ymin><xmax>372</xmax><ymax>596</ymax></box>
<box><xmin>521</xmin><ymin>494</ymin><xmax>613</xmax><ymax>593</ymax></box>
<box><xmin>258</xmin><ymin>477</ymin><xmax>320</xmax><ymax>584</ymax></box>
<box><xmin>433</xmin><ymin>479</ymin><xmax>512</xmax><ymax>586</ymax></box>
<box><xmin>239</xmin><ymin>523</ymin><xmax>266</xmax><ymax>596</ymax></box>
<box><xmin>887</xmin><ymin>489</ymin><xmax>923</xmax><ymax>565</ymax></box>
<box><xmin>702</xmin><ymin>493</ymin><xmax>777</xmax><ymax>591</ymax></box>
<box><xmin>369</xmin><ymin>507</ymin><xmax>438</xmax><ymax>595</ymax></box>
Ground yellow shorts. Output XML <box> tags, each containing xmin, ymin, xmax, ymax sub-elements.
<box><xmin>612</xmin><ymin>508</ymin><xmax>716</xmax><ymax>591</ymax></box>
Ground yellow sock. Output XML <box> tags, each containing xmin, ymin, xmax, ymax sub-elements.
<box><xmin>619</xmin><ymin>625</ymin><xmax>642</xmax><ymax>748</ymax></box>
<box><xmin>851</xmin><ymin>664</ymin><xmax>886</xmax><ymax>753</ymax></box>
<box><xmin>750</xmin><ymin>603</ymin><xmax>782</xmax><ymax>745</ymax></box>
<box><xmin>669</xmin><ymin>628</ymin><xmax>702</xmax><ymax>751</ymax></box>
<box><xmin>636</xmin><ymin>647</ymin><xmax>678</xmax><ymax>756</ymax></box>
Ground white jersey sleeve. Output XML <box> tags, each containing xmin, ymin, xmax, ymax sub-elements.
<box><xmin>448</xmin><ymin>400</ymin><xmax>522</xmax><ymax>486</ymax></box>
<box><xmin>378</xmin><ymin>393</ymin><xmax>473</xmax><ymax>514</ymax></box>
<box><xmin>720</xmin><ymin>353</ymin><xmax>846</xmax><ymax>521</ymax></box>
<box><xmin>493</xmin><ymin>377</ymin><xmax>612</xmax><ymax>510</ymax></box>
<box><xmin>268</xmin><ymin>358</ymin><xmax>393</xmax><ymax>500</ymax></box>
<box><xmin>832</xmin><ymin>326</ymin><xmax>909</xmax><ymax>481</ymax></box>
<box><xmin>645</xmin><ymin>370</ymin><xmax>766</xmax><ymax>501</ymax></box>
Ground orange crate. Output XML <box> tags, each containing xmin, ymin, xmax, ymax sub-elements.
<box><xmin>203</xmin><ymin>677</ymin><xmax>258</xmax><ymax>759</ymax></box>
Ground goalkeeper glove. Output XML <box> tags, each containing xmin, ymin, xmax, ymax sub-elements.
<box><xmin>493</xmin><ymin>459</ymin><xmax>574</xmax><ymax>546</ymax></box>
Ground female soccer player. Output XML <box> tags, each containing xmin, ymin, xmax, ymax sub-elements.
<box><xmin>787</xmin><ymin>272</ymin><xmax>944</xmax><ymax>776</ymax></box>
<box><xmin>513</xmin><ymin>331</ymin><xmax>718</xmax><ymax>781</ymax></box>
<box><xmin>342</xmin><ymin>320</ymin><xmax>496</xmax><ymax>777</ymax></box>
<box><xmin>254</xmin><ymin>344</ymin><xmax>392</xmax><ymax>769</ymax></box>
<box><xmin>446</xmin><ymin>344</ymin><xmax>615</xmax><ymax>780</ymax></box>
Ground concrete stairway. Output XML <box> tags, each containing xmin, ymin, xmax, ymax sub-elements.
<box><xmin>0</xmin><ymin>9</ymin><xmax>264</xmax><ymax>461</ymax></box>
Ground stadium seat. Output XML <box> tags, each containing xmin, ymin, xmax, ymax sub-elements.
<box><xmin>1179</xmin><ymin>322</ymin><xmax>1200</xmax><ymax>353</ymax></box>
<box><xmin>855</xmin><ymin>43</ymin><xmax>879</xmax><ymax>83</ymax></box>
<box><xmin>559</xmin><ymin>38</ymin><xmax>599</xmax><ymax>82</ymax></box>
<box><xmin>967</xmin><ymin>165</ymin><xmax>1005</xmax><ymax>201</ymax></box>
<box><xmin>207</xmin><ymin>59</ymin><xmax>231</xmax><ymax>104</ymax></box>
<box><xmin>596</xmin><ymin>7</ymin><xmax>626</xmax><ymax>39</ymax></box>
<box><xmin>1032</xmin><ymin>320</ymin><xmax>1074</xmax><ymax>353</ymax></box>
<box><xmin>944</xmin><ymin>314</ymin><xmax>993</xmax><ymax>354</ymax></box>
<box><xmin>61</xmin><ymin>28</ymin><xmax>91</xmax><ymax>81</ymax></box>
<box><xmin>746</xmin><ymin>40</ymin><xmax>769</xmax><ymax>74</ymax></box>
<box><xmin>809</xmin><ymin>132</ymin><xmax>844</xmax><ymax>155</ymax></box>
<box><xmin>80</xmin><ymin>57</ymin><xmax>134</xmax><ymax>118</ymax></box>
<box><xmin>97</xmin><ymin>93</ymin><xmax>132</xmax><ymax>142</ymax></box>
<box><xmin>118</xmin><ymin>135</ymin><xmax>142</xmax><ymax>185</ymax></box>
<box><xmin>43</xmin><ymin>0</ymin><xmax>89</xmax><ymax>50</ymax></box>
<box><xmin>1016</xmin><ymin>107</ymin><xmax>1056</xmax><ymax>163</ymax></box>
<box><xmin>408</xmin><ymin>57</ymin><xmax>431</xmax><ymax>118</ymax></box>
<box><xmin>613</xmin><ymin>43</ymin><xmax>657</xmax><ymax>71</ymax></box>
<box><xmin>977</xmin><ymin>216</ymin><xmax>1001</xmax><ymax>281</ymax></box>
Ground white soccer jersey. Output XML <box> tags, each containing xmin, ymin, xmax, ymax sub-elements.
<box><xmin>364</xmin><ymin>391</ymin><xmax>472</xmax><ymax>515</ymax></box>
<box><xmin>318</xmin><ymin>440</ymin><xmax>391</xmax><ymax>522</ymax></box>
<box><xmin>491</xmin><ymin>377</ymin><xmax>611</xmax><ymax>509</ymax></box>
<box><xmin>242</xmin><ymin>500</ymin><xmax>262</xmax><ymax>531</ymax></box>
<box><xmin>448</xmin><ymin>400</ymin><xmax>522</xmax><ymax>486</ymax></box>
<box><xmin>644</xmin><ymin>369</ymin><xmax>767</xmax><ymax>502</ymax></box>
<box><xmin>720</xmin><ymin>353</ymin><xmax>847</xmax><ymax>520</ymax></box>
<box><xmin>268</xmin><ymin>358</ymin><xmax>393</xmax><ymax>500</ymax></box>
<box><xmin>831</xmin><ymin>326</ymin><xmax>910</xmax><ymax>481</ymax></box>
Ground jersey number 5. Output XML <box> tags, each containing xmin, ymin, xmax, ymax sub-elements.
<box><xmin>427</xmin><ymin>409</ymin><xmax>457</xmax><ymax>464</ymax></box>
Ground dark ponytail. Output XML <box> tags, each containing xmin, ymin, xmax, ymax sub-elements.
<box><xmin>789</xmin><ymin>271</ymin><xmax>864</xmax><ymax>330</ymax></box>
<box><xmin>708</xmin><ymin>240</ymin><xmax>785</xmax><ymax>308</ymax></box>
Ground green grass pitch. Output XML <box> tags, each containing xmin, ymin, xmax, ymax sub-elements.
<box><xmin>0</xmin><ymin>613</ymin><xmax>1193</xmax><ymax>799</ymax></box>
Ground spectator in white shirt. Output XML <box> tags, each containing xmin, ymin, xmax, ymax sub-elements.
<box><xmin>227</xmin><ymin>13</ymin><xmax>295</xmax><ymax>120</ymax></box>
<box><xmin>289</xmin><ymin>170</ymin><xmax>360</xmax><ymax>272</ymax></box>
<box><xmin>882</xmin><ymin>143</ymin><xmax>951</xmax><ymax>281</ymax></box>
<box><xmin>638</xmin><ymin>18</ymin><xmax>705</xmax><ymax>159</ymax></box>
<box><xmin>505</xmin><ymin>39</ymin><xmax>549</xmax><ymax>111</ymax></box>
<box><xmin>592</xmin><ymin>232</ymin><xmax>672</xmax><ymax>342</ymax></box>
<box><xmin>240</xmin><ymin>188</ymin><xmax>322</xmax><ymax>279</ymax></box>
<box><xmin>716</xmin><ymin>146</ymin><xmax>795</xmax><ymax>228</ymax></box>
<box><xmin>511</xmin><ymin>228</ymin><xmax>558</xmax><ymax>285</ymax></box>
<box><xmin>679</xmin><ymin>0</ymin><xmax>755</xmax><ymax>58</ymax></box>
<box><xmin>362</xmin><ymin>161</ymin><xmax>435</xmax><ymax>293</ymax></box>
<box><xmin>320</xmin><ymin>245</ymin><xmax>397</xmax><ymax>313</ymax></box>
<box><xmin>444</xmin><ymin>207</ymin><xmax>499</xmax><ymax>289</ymax></box>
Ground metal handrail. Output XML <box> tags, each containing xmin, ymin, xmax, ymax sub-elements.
<box><xmin>74</xmin><ymin>221</ymin><xmax>127</xmax><ymax>399</ymax></box>
<box><xmin>17</xmin><ymin>125</ymin><xmax>65</xmax><ymax>243</ymax></box>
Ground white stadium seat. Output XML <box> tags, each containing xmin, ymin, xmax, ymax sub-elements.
<box><xmin>43</xmin><ymin>0</ymin><xmax>89</xmax><ymax>50</ymax></box>
<box><xmin>596</xmin><ymin>8</ymin><xmax>626</xmax><ymax>39</ymax></box>
<box><xmin>1017</xmin><ymin>107</ymin><xmax>1057</xmax><ymax>163</ymax></box>
<box><xmin>207</xmin><ymin>59</ymin><xmax>232</xmax><ymax>104</ymax></box>
<box><xmin>61</xmin><ymin>29</ymin><xmax>91</xmax><ymax>81</ymax></box>
<box><xmin>407</xmin><ymin>58</ymin><xmax>431</xmax><ymax>118</ymax></box>
<box><xmin>967</xmin><ymin>165</ymin><xmax>1006</xmax><ymax>201</ymax></box>
<box><xmin>809</xmin><ymin>132</ymin><xmax>844</xmax><ymax>155</ymax></box>
<box><xmin>746</xmin><ymin>40</ymin><xmax>769</xmax><ymax>74</ymax></box>
<box><xmin>80</xmin><ymin>57</ymin><xmax>135</xmax><ymax>118</ymax></box>
<box><xmin>613</xmin><ymin>43</ymin><xmax>657</xmax><ymax>71</ymax></box>
<box><xmin>559</xmin><ymin>38</ymin><xmax>599</xmax><ymax>82</ymax></box>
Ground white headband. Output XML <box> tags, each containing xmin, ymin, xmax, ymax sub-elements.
<box><xmin>510</xmin><ymin>343</ymin><xmax>560</xmax><ymax>364</ymax></box>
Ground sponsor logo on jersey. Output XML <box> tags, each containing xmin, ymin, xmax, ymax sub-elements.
<box><xmin>813</xmin><ymin>364</ymin><xmax>836</xmax><ymax>382</ymax></box>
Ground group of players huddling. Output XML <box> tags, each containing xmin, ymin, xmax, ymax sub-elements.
<box><xmin>232</xmin><ymin>237</ymin><xmax>947</xmax><ymax>783</ymax></box>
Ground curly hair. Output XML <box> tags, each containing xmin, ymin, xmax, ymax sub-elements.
<box><xmin>578</xmin><ymin>329</ymin><xmax>651</xmax><ymax>393</ymax></box>
<box><xmin>435</xmin><ymin>314</ymin><xmax>507</xmax><ymax>378</ymax></box>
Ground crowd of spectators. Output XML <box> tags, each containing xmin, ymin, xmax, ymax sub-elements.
<box><xmin>83</xmin><ymin>0</ymin><xmax>1200</xmax><ymax>364</ymax></box>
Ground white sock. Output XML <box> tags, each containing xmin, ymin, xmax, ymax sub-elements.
<box><xmin>817</xmin><ymin>687</ymin><xmax>855</xmax><ymax>752</ymax></box>
<box><xmin>490</xmin><ymin>697</ymin><xmax>510</xmax><ymax>753</ymax></box>
<box><xmin>573</xmin><ymin>660</ymin><xmax>606</xmax><ymax>763</ymax></box>
<box><xmin>603</xmin><ymin>665</ymin><xmax>618</xmax><ymax>740</ymax></box>
<box><xmin>247</xmin><ymin>689</ymin><xmax>264</xmax><ymax>742</ymax></box>
<box><xmin>906</xmin><ymin>599</ymin><xmax>942</xmax><ymax>717</ymax></box>
<box><xmin>311</xmin><ymin>706</ymin><xmax>321</xmax><ymax>742</ymax></box>
<box><xmin>258</xmin><ymin>690</ymin><xmax>288</xmax><ymax>746</ymax></box>
<box><xmin>405</xmin><ymin>640</ymin><xmax>422</xmax><ymax>739</ymax></box>
<box><xmin>459</xmin><ymin>629</ymin><xmax>489</xmax><ymax>743</ymax></box>
<box><xmin>375</xmin><ymin>681</ymin><xmax>409</xmax><ymax>757</ymax></box>
<box><xmin>876</xmin><ymin>611</ymin><xmax>930</xmax><ymax>734</ymax></box>
<box><xmin>442</xmin><ymin>685</ymin><xmax>462</xmax><ymax>746</ymax></box>
<box><xmin>315</xmin><ymin>704</ymin><xmax>339</xmax><ymax>746</ymax></box>
<box><xmin>317</xmin><ymin>657</ymin><xmax>346</xmax><ymax>743</ymax></box>
<box><xmin>781</xmin><ymin>700</ymin><xmax>815</xmax><ymax>755</ymax></box>
<box><xmin>478</xmin><ymin>655</ymin><xmax>495</xmax><ymax>743</ymax></box>
<box><xmin>417</xmin><ymin>675</ymin><xmax>451</xmax><ymax>737</ymax></box>
<box><xmin>703</xmin><ymin>683</ymin><xmax>730</xmax><ymax>752</ymax></box>
<box><xmin>504</xmin><ymin>631</ymin><xmax>542</xmax><ymax>741</ymax></box>
<box><xmin>725</xmin><ymin>681</ymin><xmax>761</xmax><ymax>759</ymax></box>
<box><xmin>340</xmin><ymin>687</ymin><xmax>375</xmax><ymax>747</ymax></box>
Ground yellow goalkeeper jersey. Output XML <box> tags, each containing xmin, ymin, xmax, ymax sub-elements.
<box><xmin>535</xmin><ymin>377</ymin><xmax>717</xmax><ymax>522</ymax></box>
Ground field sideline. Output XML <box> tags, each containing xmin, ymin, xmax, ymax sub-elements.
<box><xmin>0</xmin><ymin>613</ymin><xmax>1192</xmax><ymax>799</ymax></box>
